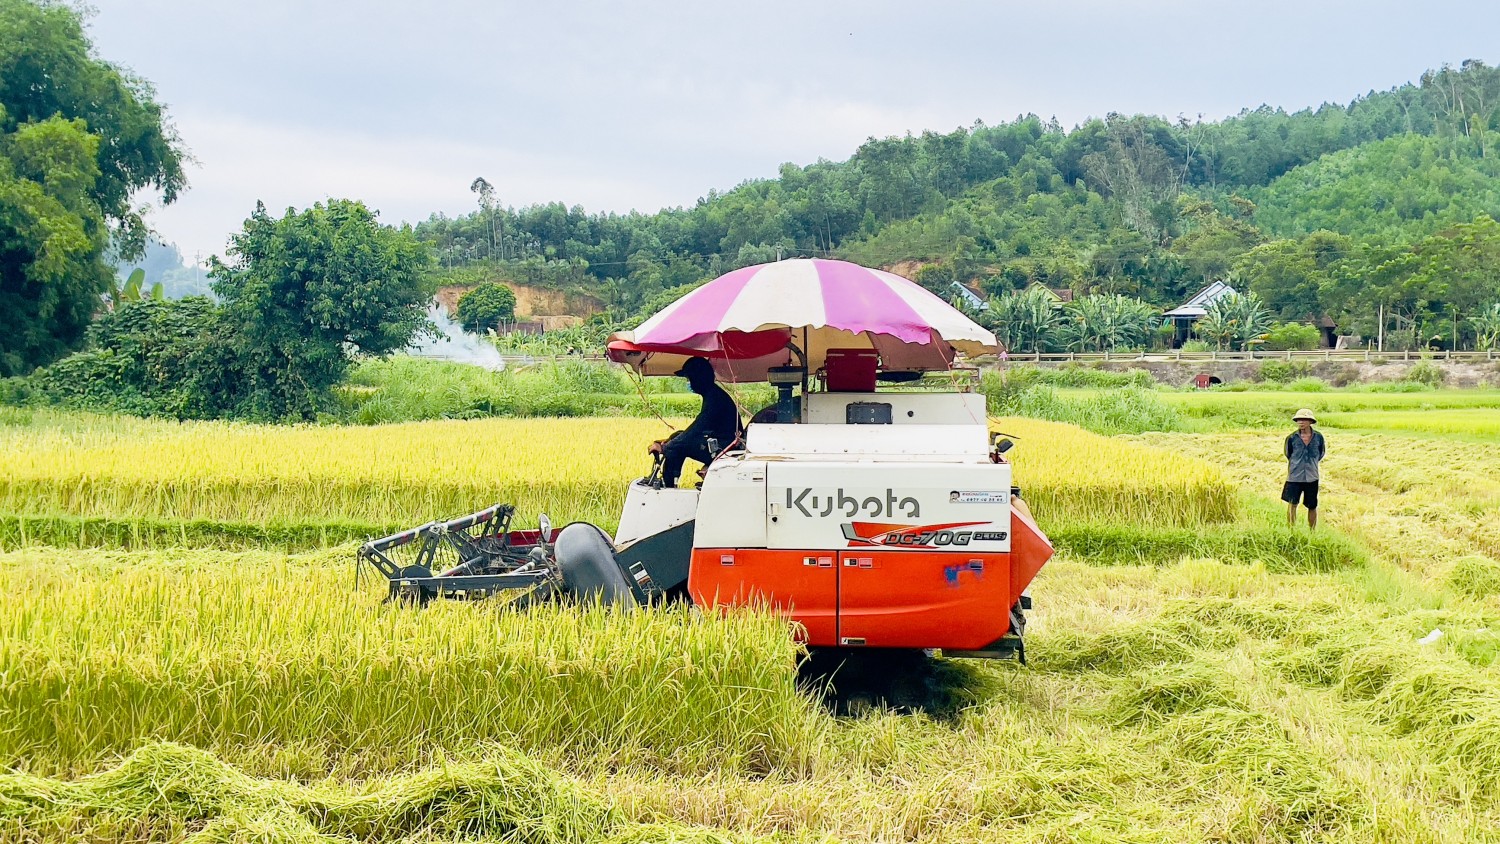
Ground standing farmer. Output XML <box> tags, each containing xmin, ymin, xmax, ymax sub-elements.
<box><xmin>1282</xmin><ymin>409</ymin><xmax>1327</xmax><ymax>530</ymax></box>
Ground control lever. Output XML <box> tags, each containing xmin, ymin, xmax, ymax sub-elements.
<box><xmin>644</xmin><ymin>452</ymin><xmax>665</xmax><ymax>488</ymax></box>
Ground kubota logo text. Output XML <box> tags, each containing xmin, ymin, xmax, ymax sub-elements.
<box><xmin>786</xmin><ymin>487</ymin><xmax>920</xmax><ymax>519</ymax></box>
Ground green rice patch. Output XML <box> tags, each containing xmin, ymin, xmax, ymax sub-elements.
<box><xmin>1048</xmin><ymin>523</ymin><xmax>1366</xmax><ymax>573</ymax></box>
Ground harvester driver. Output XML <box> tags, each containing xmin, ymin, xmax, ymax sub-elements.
<box><xmin>650</xmin><ymin>356</ymin><xmax>739</xmax><ymax>487</ymax></box>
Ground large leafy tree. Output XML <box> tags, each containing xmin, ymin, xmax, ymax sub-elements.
<box><xmin>1408</xmin><ymin>215</ymin><xmax>1500</xmax><ymax>314</ymax></box>
<box><xmin>0</xmin><ymin>115</ymin><xmax>112</xmax><ymax>375</ymax></box>
<box><xmin>0</xmin><ymin>0</ymin><xmax>185</xmax><ymax>253</ymax></box>
<box><xmin>1080</xmin><ymin>115</ymin><xmax>1186</xmax><ymax>246</ymax></box>
<box><xmin>209</xmin><ymin>200</ymin><xmax>431</xmax><ymax>419</ymax></box>
<box><xmin>1171</xmin><ymin>199</ymin><xmax>1264</xmax><ymax>286</ymax></box>
<box><xmin>0</xmin><ymin>0</ymin><xmax>186</xmax><ymax>374</ymax></box>
<box><xmin>1235</xmin><ymin>230</ymin><xmax>1351</xmax><ymax>320</ymax></box>
<box><xmin>457</xmin><ymin>282</ymin><xmax>517</xmax><ymax>333</ymax></box>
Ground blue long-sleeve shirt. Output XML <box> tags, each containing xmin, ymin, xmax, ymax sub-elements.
<box><xmin>1284</xmin><ymin>430</ymin><xmax>1327</xmax><ymax>482</ymax></box>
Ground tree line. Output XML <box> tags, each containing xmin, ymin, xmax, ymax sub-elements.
<box><xmin>415</xmin><ymin>61</ymin><xmax>1500</xmax><ymax>348</ymax></box>
<box><xmin>4</xmin><ymin>0</ymin><xmax>1500</xmax><ymax>423</ymax></box>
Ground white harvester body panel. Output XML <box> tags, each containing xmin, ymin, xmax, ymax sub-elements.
<box><xmin>697</xmin><ymin>410</ymin><xmax>1010</xmax><ymax>553</ymax></box>
<box><xmin>746</xmin><ymin>423</ymin><xmax>988</xmax><ymax>460</ymax></box>
<box><xmin>615</xmin><ymin>483</ymin><xmax>699</xmax><ymax>548</ymax></box>
<box><xmin>803</xmin><ymin>391</ymin><xmax>987</xmax><ymax>425</ymax></box>
<box><xmin>693</xmin><ymin>458</ymin><xmax>770</xmax><ymax>548</ymax></box>
<box><xmin>763</xmin><ymin>460</ymin><xmax>1013</xmax><ymax>552</ymax></box>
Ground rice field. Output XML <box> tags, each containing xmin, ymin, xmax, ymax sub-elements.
<box><xmin>1319</xmin><ymin>408</ymin><xmax>1500</xmax><ymax>439</ymax></box>
<box><xmin>1147</xmin><ymin>388</ymin><xmax>1500</xmax><ymax>434</ymax></box>
<box><xmin>0</xmin><ymin>547</ymin><xmax>819</xmax><ymax>779</ymax></box>
<box><xmin>0</xmin><ymin>410</ymin><xmax>1237</xmax><ymax>540</ymax></box>
<box><xmin>4</xmin><ymin>398</ymin><xmax>1500</xmax><ymax>843</ymax></box>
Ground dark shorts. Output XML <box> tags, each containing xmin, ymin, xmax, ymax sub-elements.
<box><xmin>1281</xmin><ymin>480</ymin><xmax>1319</xmax><ymax>509</ymax></box>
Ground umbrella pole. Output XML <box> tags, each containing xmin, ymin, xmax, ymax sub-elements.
<box><xmin>801</xmin><ymin>327</ymin><xmax>809</xmax><ymax>420</ymax></box>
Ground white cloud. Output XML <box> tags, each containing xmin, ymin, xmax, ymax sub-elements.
<box><xmin>96</xmin><ymin>0</ymin><xmax>1500</xmax><ymax>261</ymax></box>
<box><xmin>144</xmin><ymin>114</ymin><xmax>688</xmax><ymax>259</ymax></box>
<box><xmin>148</xmin><ymin>93</ymin><xmax>965</xmax><ymax>261</ymax></box>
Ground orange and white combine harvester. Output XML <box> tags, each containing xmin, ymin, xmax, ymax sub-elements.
<box><xmin>359</xmin><ymin>259</ymin><xmax>1052</xmax><ymax>662</ymax></box>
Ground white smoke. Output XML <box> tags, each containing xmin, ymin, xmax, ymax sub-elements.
<box><xmin>405</xmin><ymin>302</ymin><xmax>507</xmax><ymax>370</ymax></box>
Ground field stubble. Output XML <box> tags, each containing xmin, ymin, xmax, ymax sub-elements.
<box><xmin>5</xmin><ymin>553</ymin><xmax>1500</xmax><ymax>842</ymax></box>
<box><xmin>1133</xmin><ymin>429</ymin><xmax>1500</xmax><ymax>590</ymax></box>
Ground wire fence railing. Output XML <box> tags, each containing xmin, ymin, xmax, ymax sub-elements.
<box><xmin>992</xmin><ymin>349</ymin><xmax>1499</xmax><ymax>364</ymax></box>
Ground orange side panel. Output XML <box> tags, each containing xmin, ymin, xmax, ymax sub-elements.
<box><xmin>689</xmin><ymin>549</ymin><xmax>837</xmax><ymax>645</ymax></box>
<box><xmin>1009</xmin><ymin>507</ymin><xmax>1054</xmax><ymax>607</ymax></box>
<box><xmin>838</xmin><ymin>551</ymin><xmax>1012</xmax><ymax>650</ymax></box>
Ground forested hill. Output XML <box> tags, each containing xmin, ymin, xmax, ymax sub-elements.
<box><xmin>415</xmin><ymin>60</ymin><xmax>1500</xmax><ymax>346</ymax></box>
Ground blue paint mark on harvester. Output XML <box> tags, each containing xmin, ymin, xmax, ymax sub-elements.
<box><xmin>944</xmin><ymin>560</ymin><xmax>985</xmax><ymax>587</ymax></box>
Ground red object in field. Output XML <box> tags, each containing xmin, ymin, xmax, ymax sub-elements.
<box><xmin>1195</xmin><ymin>372</ymin><xmax>1212</xmax><ymax>389</ymax></box>
<box><xmin>689</xmin><ymin>506</ymin><xmax>1053</xmax><ymax>650</ymax></box>
<box><xmin>837</xmin><ymin>550</ymin><xmax>1012</xmax><ymax>649</ymax></box>
<box><xmin>1008</xmin><ymin>504</ymin><xmax>1052</xmax><ymax>596</ymax></box>
<box><xmin>687</xmin><ymin>549</ymin><xmax>838</xmax><ymax>644</ymax></box>
<box><xmin>824</xmin><ymin>349</ymin><xmax>879</xmax><ymax>392</ymax></box>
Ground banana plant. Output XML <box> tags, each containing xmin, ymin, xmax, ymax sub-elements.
<box><xmin>105</xmin><ymin>269</ymin><xmax>164</xmax><ymax>311</ymax></box>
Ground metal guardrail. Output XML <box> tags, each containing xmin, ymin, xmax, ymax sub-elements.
<box><xmin>993</xmin><ymin>349</ymin><xmax>1499</xmax><ymax>364</ymax></box>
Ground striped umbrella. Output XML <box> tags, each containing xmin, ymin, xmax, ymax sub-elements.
<box><xmin>606</xmin><ymin>258</ymin><xmax>998</xmax><ymax>382</ymax></box>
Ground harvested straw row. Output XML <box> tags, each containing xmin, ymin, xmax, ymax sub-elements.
<box><xmin>0</xmin><ymin>741</ymin><xmax>767</xmax><ymax>844</ymax></box>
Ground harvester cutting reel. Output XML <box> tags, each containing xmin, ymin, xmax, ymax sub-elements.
<box><xmin>356</xmin><ymin>503</ymin><xmax>692</xmax><ymax>608</ymax></box>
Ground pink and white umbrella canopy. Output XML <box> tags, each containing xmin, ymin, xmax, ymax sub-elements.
<box><xmin>607</xmin><ymin>259</ymin><xmax>998</xmax><ymax>381</ymax></box>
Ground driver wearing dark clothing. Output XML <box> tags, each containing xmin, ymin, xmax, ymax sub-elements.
<box><xmin>650</xmin><ymin>357</ymin><xmax>740</xmax><ymax>487</ymax></box>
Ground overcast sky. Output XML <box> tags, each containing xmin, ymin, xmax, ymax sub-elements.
<box><xmin>82</xmin><ymin>0</ymin><xmax>1500</xmax><ymax>264</ymax></box>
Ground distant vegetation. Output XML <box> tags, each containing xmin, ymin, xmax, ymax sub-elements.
<box><xmin>1</xmin><ymin>0</ymin><xmax>185</xmax><ymax>376</ymax></box>
<box><xmin>111</xmin><ymin>237</ymin><xmax>211</xmax><ymax>299</ymax></box>
<box><xmin>22</xmin><ymin>201</ymin><xmax>431</xmax><ymax>421</ymax></box>
<box><xmin>6</xmin><ymin>0</ymin><xmax>1500</xmax><ymax>420</ymax></box>
<box><xmin>414</xmin><ymin>61</ymin><xmax>1500</xmax><ymax>353</ymax></box>
<box><xmin>455</xmin><ymin>282</ymin><xmax>517</xmax><ymax>333</ymax></box>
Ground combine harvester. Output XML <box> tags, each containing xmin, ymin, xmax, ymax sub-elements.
<box><xmin>359</xmin><ymin>259</ymin><xmax>1052</xmax><ymax>663</ymax></box>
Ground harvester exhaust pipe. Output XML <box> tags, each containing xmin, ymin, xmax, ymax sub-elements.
<box><xmin>767</xmin><ymin>365</ymin><xmax>804</xmax><ymax>423</ymax></box>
